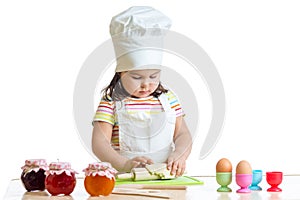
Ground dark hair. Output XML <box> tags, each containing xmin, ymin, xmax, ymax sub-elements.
<box><xmin>102</xmin><ymin>72</ymin><xmax>168</xmax><ymax>101</ymax></box>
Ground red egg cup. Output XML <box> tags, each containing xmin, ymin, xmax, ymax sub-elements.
<box><xmin>266</xmin><ymin>171</ymin><xmax>283</xmax><ymax>192</ymax></box>
<box><xmin>235</xmin><ymin>174</ymin><xmax>252</xmax><ymax>193</ymax></box>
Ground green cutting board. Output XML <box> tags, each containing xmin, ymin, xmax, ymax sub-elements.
<box><xmin>116</xmin><ymin>176</ymin><xmax>204</xmax><ymax>186</ymax></box>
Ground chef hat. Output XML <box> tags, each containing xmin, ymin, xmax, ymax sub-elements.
<box><xmin>110</xmin><ymin>6</ymin><xmax>172</xmax><ymax>72</ymax></box>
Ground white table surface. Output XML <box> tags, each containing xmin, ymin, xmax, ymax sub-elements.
<box><xmin>4</xmin><ymin>175</ymin><xmax>300</xmax><ymax>200</ymax></box>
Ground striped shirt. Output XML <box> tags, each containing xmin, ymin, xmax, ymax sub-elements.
<box><xmin>93</xmin><ymin>90</ymin><xmax>184</xmax><ymax>150</ymax></box>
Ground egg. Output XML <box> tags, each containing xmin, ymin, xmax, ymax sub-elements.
<box><xmin>216</xmin><ymin>158</ymin><xmax>232</xmax><ymax>172</ymax></box>
<box><xmin>236</xmin><ymin>160</ymin><xmax>252</xmax><ymax>174</ymax></box>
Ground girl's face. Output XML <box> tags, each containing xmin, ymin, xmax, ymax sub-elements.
<box><xmin>120</xmin><ymin>69</ymin><xmax>161</xmax><ymax>98</ymax></box>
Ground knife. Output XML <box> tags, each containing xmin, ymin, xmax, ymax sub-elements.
<box><xmin>112</xmin><ymin>188</ymin><xmax>171</xmax><ymax>199</ymax></box>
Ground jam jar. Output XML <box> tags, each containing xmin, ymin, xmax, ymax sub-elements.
<box><xmin>45</xmin><ymin>162</ymin><xmax>77</xmax><ymax>195</ymax></box>
<box><xmin>83</xmin><ymin>162</ymin><xmax>117</xmax><ymax>196</ymax></box>
<box><xmin>21</xmin><ymin>159</ymin><xmax>48</xmax><ymax>192</ymax></box>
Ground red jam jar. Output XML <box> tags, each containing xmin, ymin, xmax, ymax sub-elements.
<box><xmin>83</xmin><ymin>162</ymin><xmax>117</xmax><ymax>196</ymax></box>
<box><xmin>21</xmin><ymin>159</ymin><xmax>48</xmax><ymax>192</ymax></box>
<box><xmin>45</xmin><ymin>162</ymin><xmax>77</xmax><ymax>196</ymax></box>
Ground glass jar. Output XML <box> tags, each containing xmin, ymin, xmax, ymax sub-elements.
<box><xmin>21</xmin><ymin>159</ymin><xmax>48</xmax><ymax>192</ymax></box>
<box><xmin>45</xmin><ymin>162</ymin><xmax>77</xmax><ymax>196</ymax></box>
<box><xmin>83</xmin><ymin>162</ymin><xmax>117</xmax><ymax>196</ymax></box>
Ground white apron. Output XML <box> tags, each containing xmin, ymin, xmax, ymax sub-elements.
<box><xmin>115</xmin><ymin>93</ymin><xmax>176</xmax><ymax>163</ymax></box>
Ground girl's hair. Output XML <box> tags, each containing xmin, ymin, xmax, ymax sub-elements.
<box><xmin>102</xmin><ymin>72</ymin><xmax>168</xmax><ymax>101</ymax></box>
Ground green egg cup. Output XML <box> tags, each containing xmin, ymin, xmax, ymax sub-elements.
<box><xmin>216</xmin><ymin>172</ymin><xmax>232</xmax><ymax>192</ymax></box>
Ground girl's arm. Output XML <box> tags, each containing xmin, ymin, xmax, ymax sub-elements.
<box><xmin>92</xmin><ymin>121</ymin><xmax>152</xmax><ymax>172</ymax></box>
<box><xmin>167</xmin><ymin>116</ymin><xmax>192</xmax><ymax>176</ymax></box>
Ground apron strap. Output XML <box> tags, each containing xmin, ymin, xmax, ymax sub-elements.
<box><xmin>115</xmin><ymin>100</ymin><xmax>124</xmax><ymax>111</ymax></box>
<box><xmin>158</xmin><ymin>93</ymin><xmax>172</xmax><ymax>112</ymax></box>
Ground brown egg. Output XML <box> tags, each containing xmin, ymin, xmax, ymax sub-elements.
<box><xmin>216</xmin><ymin>158</ymin><xmax>232</xmax><ymax>172</ymax></box>
<box><xmin>236</xmin><ymin>160</ymin><xmax>252</xmax><ymax>174</ymax></box>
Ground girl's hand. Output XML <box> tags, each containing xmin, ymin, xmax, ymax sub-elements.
<box><xmin>167</xmin><ymin>154</ymin><xmax>186</xmax><ymax>177</ymax></box>
<box><xmin>123</xmin><ymin>156</ymin><xmax>154</xmax><ymax>172</ymax></box>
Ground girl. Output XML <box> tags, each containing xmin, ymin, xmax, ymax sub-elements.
<box><xmin>92</xmin><ymin>6</ymin><xmax>192</xmax><ymax>177</ymax></box>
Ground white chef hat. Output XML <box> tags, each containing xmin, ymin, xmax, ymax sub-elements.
<box><xmin>110</xmin><ymin>6</ymin><xmax>172</xmax><ymax>72</ymax></box>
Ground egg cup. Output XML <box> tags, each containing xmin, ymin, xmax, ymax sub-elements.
<box><xmin>236</xmin><ymin>174</ymin><xmax>252</xmax><ymax>193</ymax></box>
<box><xmin>250</xmin><ymin>170</ymin><xmax>263</xmax><ymax>191</ymax></box>
<box><xmin>216</xmin><ymin>172</ymin><xmax>232</xmax><ymax>192</ymax></box>
<box><xmin>266</xmin><ymin>171</ymin><xmax>283</xmax><ymax>192</ymax></box>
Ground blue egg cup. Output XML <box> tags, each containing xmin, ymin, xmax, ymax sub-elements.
<box><xmin>250</xmin><ymin>169</ymin><xmax>263</xmax><ymax>191</ymax></box>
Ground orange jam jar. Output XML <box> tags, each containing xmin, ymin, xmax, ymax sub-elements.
<box><xmin>45</xmin><ymin>162</ymin><xmax>77</xmax><ymax>196</ymax></box>
<box><xmin>21</xmin><ymin>159</ymin><xmax>48</xmax><ymax>192</ymax></box>
<box><xmin>83</xmin><ymin>162</ymin><xmax>117</xmax><ymax>196</ymax></box>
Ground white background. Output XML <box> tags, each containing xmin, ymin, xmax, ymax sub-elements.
<box><xmin>1</xmin><ymin>0</ymin><xmax>300</xmax><ymax>198</ymax></box>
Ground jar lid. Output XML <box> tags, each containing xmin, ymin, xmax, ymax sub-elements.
<box><xmin>49</xmin><ymin>162</ymin><xmax>71</xmax><ymax>170</ymax></box>
<box><xmin>83</xmin><ymin>162</ymin><xmax>117</xmax><ymax>180</ymax></box>
<box><xmin>21</xmin><ymin>159</ymin><xmax>48</xmax><ymax>173</ymax></box>
<box><xmin>46</xmin><ymin>162</ymin><xmax>78</xmax><ymax>176</ymax></box>
<box><xmin>87</xmin><ymin>162</ymin><xmax>113</xmax><ymax>170</ymax></box>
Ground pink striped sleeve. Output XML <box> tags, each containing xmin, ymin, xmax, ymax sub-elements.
<box><xmin>93</xmin><ymin>99</ymin><xmax>115</xmax><ymax>125</ymax></box>
<box><xmin>166</xmin><ymin>90</ymin><xmax>185</xmax><ymax>117</ymax></box>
